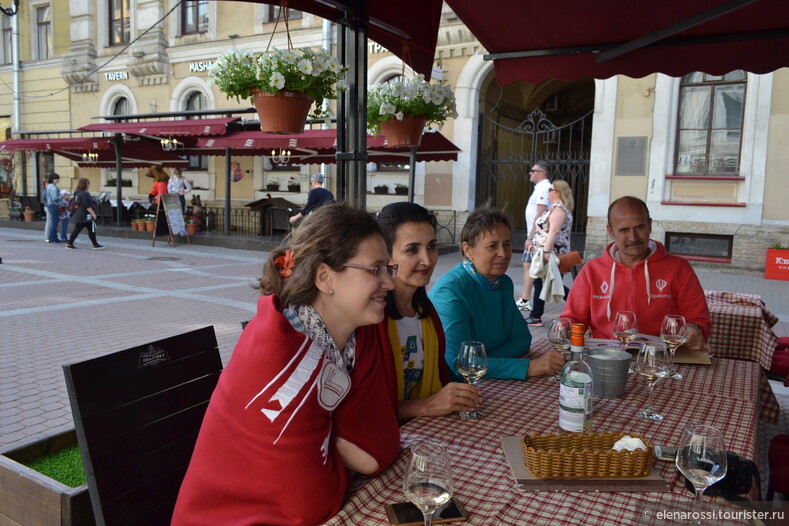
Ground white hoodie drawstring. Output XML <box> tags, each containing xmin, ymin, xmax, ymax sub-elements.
<box><xmin>644</xmin><ymin>259</ymin><xmax>651</xmax><ymax>305</ymax></box>
<box><xmin>606</xmin><ymin>260</ymin><xmax>616</xmax><ymax>320</ymax></box>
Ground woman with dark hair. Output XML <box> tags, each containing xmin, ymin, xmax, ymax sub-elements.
<box><xmin>429</xmin><ymin>207</ymin><xmax>564</xmax><ymax>380</ymax></box>
<box><xmin>65</xmin><ymin>178</ymin><xmax>104</xmax><ymax>250</ymax></box>
<box><xmin>173</xmin><ymin>204</ymin><xmax>401</xmax><ymax>526</ymax></box>
<box><xmin>376</xmin><ymin>202</ymin><xmax>479</xmax><ymax>420</ymax></box>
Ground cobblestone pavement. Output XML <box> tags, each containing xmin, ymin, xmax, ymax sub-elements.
<box><xmin>2</xmin><ymin>222</ymin><xmax>787</xmax><ymax>455</ymax></box>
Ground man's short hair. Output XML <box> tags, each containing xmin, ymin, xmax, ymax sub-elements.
<box><xmin>310</xmin><ymin>173</ymin><xmax>324</xmax><ymax>185</ymax></box>
<box><xmin>533</xmin><ymin>161</ymin><xmax>550</xmax><ymax>177</ymax></box>
<box><xmin>607</xmin><ymin>196</ymin><xmax>651</xmax><ymax>226</ymax></box>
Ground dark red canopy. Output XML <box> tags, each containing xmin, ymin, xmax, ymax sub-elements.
<box><xmin>446</xmin><ymin>0</ymin><xmax>789</xmax><ymax>83</ymax></box>
<box><xmin>0</xmin><ymin>137</ymin><xmax>113</xmax><ymax>151</ymax></box>
<box><xmin>79</xmin><ymin>118</ymin><xmax>239</xmax><ymax>137</ymax></box>
<box><xmin>211</xmin><ymin>0</ymin><xmax>443</xmax><ymax>79</ymax></box>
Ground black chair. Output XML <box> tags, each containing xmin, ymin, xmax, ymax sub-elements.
<box><xmin>268</xmin><ymin>206</ymin><xmax>292</xmax><ymax>236</ymax></box>
<box><xmin>63</xmin><ymin>327</ymin><xmax>223</xmax><ymax>526</ymax></box>
<box><xmin>95</xmin><ymin>201</ymin><xmax>114</xmax><ymax>225</ymax></box>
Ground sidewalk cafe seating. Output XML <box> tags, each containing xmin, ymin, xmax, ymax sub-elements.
<box><xmin>62</xmin><ymin>326</ymin><xmax>223</xmax><ymax>526</ymax></box>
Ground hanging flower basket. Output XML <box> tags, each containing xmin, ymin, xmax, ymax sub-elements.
<box><xmin>380</xmin><ymin>115</ymin><xmax>427</xmax><ymax>148</ymax></box>
<box><xmin>252</xmin><ymin>89</ymin><xmax>313</xmax><ymax>134</ymax></box>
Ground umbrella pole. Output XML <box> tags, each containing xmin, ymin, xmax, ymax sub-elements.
<box><xmin>225</xmin><ymin>148</ymin><xmax>231</xmax><ymax>235</ymax></box>
<box><xmin>408</xmin><ymin>146</ymin><xmax>416</xmax><ymax>203</ymax></box>
<box><xmin>113</xmin><ymin>136</ymin><xmax>123</xmax><ymax>227</ymax></box>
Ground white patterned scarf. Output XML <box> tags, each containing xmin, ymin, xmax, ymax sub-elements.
<box><xmin>283</xmin><ymin>304</ymin><xmax>356</xmax><ymax>374</ymax></box>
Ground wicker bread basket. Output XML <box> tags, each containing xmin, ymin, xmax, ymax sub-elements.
<box><xmin>520</xmin><ymin>432</ymin><xmax>653</xmax><ymax>479</ymax></box>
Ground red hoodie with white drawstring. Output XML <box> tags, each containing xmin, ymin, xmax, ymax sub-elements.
<box><xmin>562</xmin><ymin>240</ymin><xmax>710</xmax><ymax>339</ymax></box>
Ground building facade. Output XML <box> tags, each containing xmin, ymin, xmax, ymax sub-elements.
<box><xmin>1</xmin><ymin>1</ymin><xmax>787</xmax><ymax>272</ymax></box>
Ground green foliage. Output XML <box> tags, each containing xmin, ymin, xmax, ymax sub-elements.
<box><xmin>772</xmin><ymin>242</ymin><xmax>785</xmax><ymax>249</ymax></box>
<box><xmin>209</xmin><ymin>48</ymin><xmax>347</xmax><ymax>119</ymax></box>
<box><xmin>22</xmin><ymin>446</ymin><xmax>87</xmax><ymax>488</ymax></box>
<box><xmin>367</xmin><ymin>74</ymin><xmax>457</xmax><ymax>135</ymax></box>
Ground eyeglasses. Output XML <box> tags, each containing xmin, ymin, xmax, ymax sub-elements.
<box><xmin>548</xmin><ymin>187</ymin><xmax>555</xmax><ymax>191</ymax></box>
<box><xmin>529</xmin><ymin>169</ymin><xmax>543</xmax><ymax>174</ymax></box>
<box><xmin>342</xmin><ymin>263</ymin><xmax>398</xmax><ymax>281</ymax></box>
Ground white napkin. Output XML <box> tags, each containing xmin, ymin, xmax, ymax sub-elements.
<box><xmin>611</xmin><ymin>435</ymin><xmax>647</xmax><ymax>452</ymax></box>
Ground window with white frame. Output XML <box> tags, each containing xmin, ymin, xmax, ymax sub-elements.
<box><xmin>185</xmin><ymin>91</ymin><xmax>208</xmax><ymax>170</ymax></box>
<box><xmin>2</xmin><ymin>16</ymin><xmax>11</xmax><ymax>65</ymax></box>
<box><xmin>181</xmin><ymin>0</ymin><xmax>208</xmax><ymax>35</ymax></box>
<box><xmin>109</xmin><ymin>0</ymin><xmax>130</xmax><ymax>46</ymax></box>
<box><xmin>675</xmin><ymin>71</ymin><xmax>746</xmax><ymax>175</ymax></box>
<box><xmin>263</xmin><ymin>6</ymin><xmax>302</xmax><ymax>22</ymax></box>
<box><xmin>36</xmin><ymin>5</ymin><xmax>52</xmax><ymax>60</ymax></box>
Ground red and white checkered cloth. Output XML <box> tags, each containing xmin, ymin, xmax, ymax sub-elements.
<box><xmin>322</xmin><ymin>355</ymin><xmax>762</xmax><ymax>525</ymax></box>
<box><xmin>705</xmin><ymin>290</ymin><xmax>779</xmax><ymax>370</ymax></box>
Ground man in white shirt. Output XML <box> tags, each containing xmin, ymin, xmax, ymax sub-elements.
<box><xmin>516</xmin><ymin>161</ymin><xmax>551</xmax><ymax>312</ymax></box>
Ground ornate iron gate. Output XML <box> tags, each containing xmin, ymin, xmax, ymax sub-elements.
<box><xmin>476</xmin><ymin>107</ymin><xmax>592</xmax><ymax>246</ymax></box>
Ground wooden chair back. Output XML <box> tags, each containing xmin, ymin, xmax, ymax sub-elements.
<box><xmin>62</xmin><ymin>326</ymin><xmax>223</xmax><ymax>526</ymax></box>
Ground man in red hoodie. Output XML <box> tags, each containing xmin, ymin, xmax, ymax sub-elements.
<box><xmin>562</xmin><ymin>196</ymin><xmax>710</xmax><ymax>350</ymax></box>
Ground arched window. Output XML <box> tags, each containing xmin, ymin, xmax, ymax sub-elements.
<box><xmin>675</xmin><ymin>71</ymin><xmax>745</xmax><ymax>175</ymax></box>
<box><xmin>185</xmin><ymin>91</ymin><xmax>208</xmax><ymax>169</ymax></box>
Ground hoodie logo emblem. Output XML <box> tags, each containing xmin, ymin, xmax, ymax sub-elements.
<box><xmin>600</xmin><ymin>281</ymin><xmax>609</xmax><ymax>294</ymax></box>
<box><xmin>655</xmin><ymin>279</ymin><xmax>667</xmax><ymax>292</ymax></box>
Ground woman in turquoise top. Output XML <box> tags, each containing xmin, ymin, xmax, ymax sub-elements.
<box><xmin>428</xmin><ymin>207</ymin><xmax>565</xmax><ymax>380</ymax></box>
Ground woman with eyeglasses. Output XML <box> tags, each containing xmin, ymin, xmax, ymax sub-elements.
<box><xmin>524</xmin><ymin>179</ymin><xmax>575</xmax><ymax>326</ymax></box>
<box><xmin>173</xmin><ymin>204</ymin><xmax>401</xmax><ymax>526</ymax></box>
<box><xmin>376</xmin><ymin>202</ymin><xmax>480</xmax><ymax>421</ymax></box>
<box><xmin>429</xmin><ymin>207</ymin><xmax>565</xmax><ymax>381</ymax></box>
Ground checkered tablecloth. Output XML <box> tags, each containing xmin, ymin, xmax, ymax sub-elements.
<box><xmin>323</xmin><ymin>355</ymin><xmax>762</xmax><ymax>525</ymax></box>
<box><xmin>705</xmin><ymin>290</ymin><xmax>779</xmax><ymax>370</ymax></box>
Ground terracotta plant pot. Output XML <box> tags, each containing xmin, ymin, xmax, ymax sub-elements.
<box><xmin>23</xmin><ymin>211</ymin><xmax>35</xmax><ymax>222</ymax></box>
<box><xmin>185</xmin><ymin>223</ymin><xmax>198</xmax><ymax>236</ymax></box>
<box><xmin>251</xmin><ymin>89</ymin><xmax>313</xmax><ymax>134</ymax></box>
<box><xmin>145</xmin><ymin>221</ymin><xmax>155</xmax><ymax>232</ymax></box>
<box><xmin>131</xmin><ymin>222</ymin><xmax>138</xmax><ymax>231</ymax></box>
<box><xmin>380</xmin><ymin>115</ymin><xmax>426</xmax><ymax>148</ymax></box>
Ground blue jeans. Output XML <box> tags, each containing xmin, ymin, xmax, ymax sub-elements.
<box><xmin>59</xmin><ymin>216</ymin><xmax>70</xmax><ymax>241</ymax></box>
<box><xmin>530</xmin><ymin>277</ymin><xmax>570</xmax><ymax>319</ymax></box>
<box><xmin>46</xmin><ymin>204</ymin><xmax>60</xmax><ymax>243</ymax></box>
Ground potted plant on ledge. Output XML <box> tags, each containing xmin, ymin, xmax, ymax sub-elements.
<box><xmin>367</xmin><ymin>74</ymin><xmax>457</xmax><ymax>147</ymax></box>
<box><xmin>373</xmin><ymin>184</ymin><xmax>389</xmax><ymax>195</ymax></box>
<box><xmin>266</xmin><ymin>178</ymin><xmax>280</xmax><ymax>192</ymax></box>
<box><xmin>22</xmin><ymin>206</ymin><xmax>36</xmax><ymax>222</ymax></box>
<box><xmin>209</xmin><ymin>48</ymin><xmax>347</xmax><ymax>133</ymax></box>
<box><xmin>287</xmin><ymin>176</ymin><xmax>300</xmax><ymax>192</ymax></box>
<box><xmin>394</xmin><ymin>183</ymin><xmax>409</xmax><ymax>195</ymax></box>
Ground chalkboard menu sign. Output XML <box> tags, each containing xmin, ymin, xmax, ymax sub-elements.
<box><xmin>152</xmin><ymin>194</ymin><xmax>191</xmax><ymax>246</ymax></box>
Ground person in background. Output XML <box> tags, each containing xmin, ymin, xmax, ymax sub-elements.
<box><xmin>65</xmin><ymin>178</ymin><xmax>104</xmax><ymax>250</ymax></box>
<box><xmin>44</xmin><ymin>173</ymin><xmax>61</xmax><ymax>244</ymax></box>
<box><xmin>562</xmin><ymin>196</ymin><xmax>710</xmax><ymax>350</ymax></box>
<box><xmin>429</xmin><ymin>207</ymin><xmax>565</xmax><ymax>380</ymax></box>
<box><xmin>376</xmin><ymin>202</ymin><xmax>480</xmax><ymax>421</ymax></box>
<box><xmin>517</xmin><ymin>161</ymin><xmax>552</xmax><ymax>311</ymax></box>
<box><xmin>148</xmin><ymin>166</ymin><xmax>169</xmax><ymax>204</ymax></box>
<box><xmin>172</xmin><ymin>204</ymin><xmax>400</xmax><ymax>526</ymax></box>
<box><xmin>524</xmin><ymin>179</ymin><xmax>575</xmax><ymax>327</ymax></box>
<box><xmin>58</xmin><ymin>189</ymin><xmax>71</xmax><ymax>242</ymax></box>
<box><xmin>168</xmin><ymin>167</ymin><xmax>192</xmax><ymax>213</ymax></box>
<box><xmin>289</xmin><ymin>173</ymin><xmax>335</xmax><ymax>224</ymax></box>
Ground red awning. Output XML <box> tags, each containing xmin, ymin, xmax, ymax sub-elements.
<box><xmin>211</xmin><ymin>0</ymin><xmax>443</xmax><ymax>79</ymax></box>
<box><xmin>0</xmin><ymin>137</ymin><xmax>113</xmax><ymax>151</ymax></box>
<box><xmin>79</xmin><ymin>118</ymin><xmax>240</xmax><ymax>137</ymax></box>
<box><xmin>446</xmin><ymin>0</ymin><xmax>789</xmax><ymax>83</ymax></box>
<box><xmin>193</xmin><ymin>129</ymin><xmax>460</xmax><ymax>163</ymax></box>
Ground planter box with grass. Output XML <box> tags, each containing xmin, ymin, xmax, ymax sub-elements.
<box><xmin>0</xmin><ymin>429</ymin><xmax>95</xmax><ymax>526</ymax></box>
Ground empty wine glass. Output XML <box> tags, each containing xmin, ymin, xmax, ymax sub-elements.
<box><xmin>547</xmin><ymin>318</ymin><xmax>572</xmax><ymax>382</ymax></box>
<box><xmin>403</xmin><ymin>440</ymin><xmax>454</xmax><ymax>526</ymax></box>
<box><xmin>634</xmin><ymin>342</ymin><xmax>669</xmax><ymax>421</ymax></box>
<box><xmin>612</xmin><ymin>311</ymin><xmax>638</xmax><ymax>352</ymax></box>
<box><xmin>676</xmin><ymin>424</ymin><xmax>727</xmax><ymax>525</ymax></box>
<box><xmin>456</xmin><ymin>341</ymin><xmax>487</xmax><ymax>419</ymax></box>
<box><xmin>660</xmin><ymin>314</ymin><xmax>687</xmax><ymax>380</ymax></box>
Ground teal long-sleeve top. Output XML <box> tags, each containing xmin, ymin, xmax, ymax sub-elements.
<box><xmin>428</xmin><ymin>262</ymin><xmax>533</xmax><ymax>381</ymax></box>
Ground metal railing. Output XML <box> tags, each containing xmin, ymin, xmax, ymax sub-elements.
<box><xmin>202</xmin><ymin>206</ymin><xmax>262</xmax><ymax>236</ymax></box>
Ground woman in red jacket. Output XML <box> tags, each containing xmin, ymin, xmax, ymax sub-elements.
<box><xmin>148</xmin><ymin>166</ymin><xmax>169</xmax><ymax>204</ymax></box>
<box><xmin>376</xmin><ymin>202</ymin><xmax>479</xmax><ymax>421</ymax></box>
<box><xmin>173</xmin><ymin>204</ymin><xmax>401</xmax><ymax>526</ymax></box>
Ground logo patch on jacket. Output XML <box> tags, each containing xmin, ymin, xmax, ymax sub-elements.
<box><xmin>655</xmin><ymin>279</ymin><xmax>667</xmax><ymax>291</ymax></box>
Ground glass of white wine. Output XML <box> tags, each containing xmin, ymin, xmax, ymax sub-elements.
<box><xmin>457</xmin><ymin>341</ymin><xmax>487</xmax><ymax>419</ymax></box>
<box><xmin>676</xmin><ymin>424</ymin><xmax>727</xmax><ymax>525</ymax></box>
<box><xmin>547</xmin><ymin>318</ymin><xmax>572</xmax><ymax>382</ymax></box>
<box><xmin>660</xmin><ymin>314</ymin><xmax>687</xmax><ymax>380</ymax></box>
<box><xmin>612</xmin><ymin>311</ymin><xmax>638</xmax><ymax>352</ymax></box>
<box><xmin>635</xmin><ymin>342</ymin><xmax>669</xmax><ymax>421</ymax></box>
<box><xmin>403</xmin><ymin>440</ymin><xmax>454</xmax><ymax>526</ymax></box>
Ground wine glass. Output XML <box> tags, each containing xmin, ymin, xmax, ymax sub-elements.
<box><xmin>547</xmin><ymin>318</ymin><xmax>572</xmax><ymax>382</ymax></box>
<box><xmin>676</xmin><ymin>425</ymin><xmax>727</xmax><ymax>524</ymax></box>
<box><xmin>612</xmin><ymin>311</ymin><xmax>638</xmax><ymax>352</ymax></box>
<box><xmin>403</xmin><ymin>440</ymin><xmax>454</xmax><ymax>526</ymax></box>
<box><xmin>634</xmin><ymin>343</ymin><xmax>669</xmax><ymax>421</ymax></box>
<box><xmin>456</xmin><ymin>341</ymin><xmax>487</xmax><ymax>419</ymax></box>
<box><xmin>660</xmin><ymin>314</ymin><xmax>687</xmax><ymax>380</ymax></box>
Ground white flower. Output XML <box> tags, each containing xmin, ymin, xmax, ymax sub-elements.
<box><xmin>395</xmin><ymin>112</ymin><xmax>404</xmax><ymax>120</ymax></box>
<box><xmin>297</xmin><ymin>59</ymin><xmax>313</xmax><ymax>75</ymax></box>
<box><xmin>270</xmin><ymin>72</ymin><xmax>286</xmax><ymax>90</ymax></box>
<box><xmin>380</xmin><ymin>102</ymin><xmax>396</xmax><ymax>115</ymax></box>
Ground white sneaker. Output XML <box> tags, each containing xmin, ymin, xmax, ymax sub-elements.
<box><xmin>515</xmin><ymin>298</ymin><xmax>532</xmax><ymax>311</ymax></box>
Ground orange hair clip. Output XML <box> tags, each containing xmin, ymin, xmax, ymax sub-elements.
<box><xmin>274</xmin><ymin>249</ymin><xmax>296</xmax><ymax>278</ymax></box>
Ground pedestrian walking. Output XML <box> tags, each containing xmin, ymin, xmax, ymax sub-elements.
<box><xmin>65</xmin><ymin>178</ymin><xmax>104</xmax><ymax>250</ymax></box>
<box><xmin>58</xmin><ymin>189</ymin><xmax>70</xmax><ymax>242</ymax></box>
<box><xmin>44</xmin><ymin>173</ymin><xmax>61</xmax><ymax>244</ymax></box>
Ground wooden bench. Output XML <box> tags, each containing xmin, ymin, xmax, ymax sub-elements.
<box><xmin>62</xmin><ymin>326</ymin><xmax>223</xmax><ymax>526</ymax></box>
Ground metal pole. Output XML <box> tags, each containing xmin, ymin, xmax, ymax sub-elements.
<box><xmin>336</xmin><ymin>21</ymin><xmax>347</xmax><ymax>201</ymax></box>
<box><xmin>224</xmin><ymin>148</ymin><xmax>231</xmax><ymax>235</ymax></box>
<box><xmin>408</xmin><ymin>146</ymin><xmax>416</xmax><ymax>203</ymax></box>
<box><xmin>342</xmin><ymin>0</ymin><xmax>368</xmax><ymax>210</ymax></box>
<box><xmin>113</xmin><ymin>135</ymin><xmax>123</xmax><ymax>226</ymax></box>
